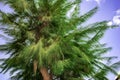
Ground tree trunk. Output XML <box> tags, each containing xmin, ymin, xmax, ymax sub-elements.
<box><xmin>33</xmin><ymin>60</ymin><xmax>38</xmax><ymax>75</ymax></box>
<box><xmin>33</xmin><ymin>60</ymin><xmax>38</xmax><ymax>80</ymax></box>
<box><xmin>40</xmin><ymin>67</ymin><xmax>51</xmax><ymax>80</ymax></box>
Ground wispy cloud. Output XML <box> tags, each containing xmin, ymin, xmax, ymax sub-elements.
<box><xmin>107</xmin><ymin>9</ymin><xmax>120</xmax><ymax>26</ymax></box>
<box><xmin>116</xmin><ymin>9</ymin><xmax>120</xmax><ymax>15</ymax></box>
<box><xmin>86</xmin><ymin>0</ymin><xmax>107</xmax><ymax>6</ymax></box>
<box><xmin>113</xmin><ymin>15</ymin><xmax>120</xmax><ymax>25</ymax></box>
<box><xmin>86</xmin><ymin>0</ymin><xmax>102</xmax><ymax>5</ymax></box>
<box><xmin>107</xmin><ymin>21</ymin><xmax>113</xmax><ymax>26</ymax></box>
<box><xmin>86</xmin><ymin>0</ymin><xmax>120</xmax><ymax>26</ymax></box>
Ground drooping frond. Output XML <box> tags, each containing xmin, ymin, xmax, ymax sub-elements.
<box><xmin>0</xmin><ymin>0</ymin><xmax>119</xmax><ymax>80</ymax></box>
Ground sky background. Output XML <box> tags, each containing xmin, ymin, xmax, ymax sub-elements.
<box><xmin>0</xmin><ymin>0</ymin><xmax>120</xmax><ymax>80</ymax></box>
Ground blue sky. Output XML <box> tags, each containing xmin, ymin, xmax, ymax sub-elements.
<box><xmin>0</xmin><ymin>0</ymin><xmax>120</xmax><ymax>80</ymax></box>
<box><xmin>83</xmin><ymin>0</ymin><xmax>120</xmax><ymax>79</ymax></box>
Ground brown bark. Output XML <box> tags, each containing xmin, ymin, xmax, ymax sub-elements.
<box><xmin>40</xmin><ymin>67</ymin><xmax>51</xmax><ymax>80</ymax></box>
<box><xmin>35</xmin><ymin>21</ymin><xmax>49</xmax><ymax>43</ymax></box>
<box><xmin>33</xmin><ymin>60</ymin><xmax>38</xmax><ymax>75</ymax></box>
<box><xmin>34</xmin><ymin>20</ymin><xmax>50</xmax><ymax>80</ymax></box>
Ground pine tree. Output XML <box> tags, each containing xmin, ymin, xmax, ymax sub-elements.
<box><xmin>0</xmin><ymin>0</ymin><xmax>120</xmax><ymax>80</ymax></box>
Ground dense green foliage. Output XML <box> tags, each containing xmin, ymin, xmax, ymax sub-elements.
<box><xmin>0</xmin><ymin>0</ymin><xmax>120</xmax><ymax>80</ymax></box>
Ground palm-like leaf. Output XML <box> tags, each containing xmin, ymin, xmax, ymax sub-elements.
<box><xmin>0</xmin><ymin>0</ymin><xmax>119</xmax><ymax>80</ymax></box>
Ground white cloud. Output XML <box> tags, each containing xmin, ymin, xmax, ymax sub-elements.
<box><xmin>113</xmin><ymin>15</ymin><xmax>120</xmax><ymax>25</ymax></box>
<box><xmin>107</xmin><ymin>21</ymin><xmax>113</xmax><ymax>26</ymax></box>
<box><xmin>107</xmin><ymin>9</ymin><xmax>120</xmax><ymax>26</ymax></box>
